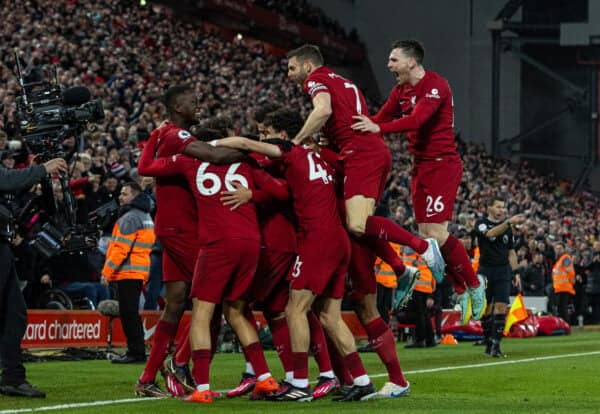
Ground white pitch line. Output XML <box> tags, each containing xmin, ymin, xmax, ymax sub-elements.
<box><xmin>2</xmin><ymin>350</ymin><xmax>599</xmax><ymax>414</ymax></box>
<box><xmin>399</xmin><ymin>350</ymin><xmax>600</xmax><ymax>376</ymax></box>
<box><xmin>0</xmin><ymin>397</ymin><xmax>163</xmax><ymax>414</ymax></box>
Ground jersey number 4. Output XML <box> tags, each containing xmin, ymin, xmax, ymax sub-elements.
<box><xmin>196</xmin><ymin>162</ymin><xmax>248</xmax><ymax>196</ymax></box>
<box><xmin>307</xmin><ymin>152</ymin><xmax>330</xmax><ymax>184</ymax></box>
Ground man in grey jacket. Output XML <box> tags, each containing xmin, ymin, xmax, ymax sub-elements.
<box><xmin>0</xmin><ymin>157</ymin><xmax>67</xmax><ymax>398</ymax></box>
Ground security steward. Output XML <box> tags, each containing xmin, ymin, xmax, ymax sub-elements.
<box><xmin>402</xmin><ymin>246</ymin><xmax>436</xmax><ymax>348</ymax></box>
<box><xmin>0</xmin><ymin>157</ymin><xmax>67</xmax><ymax>397</ymax></box>
<box><xmin>374</xmin><ymin>242</ymin><xmax>401</xmax><ymax>323</ymax></box>
<box><xmin>475</xmin><ymin>196</ymin><xmax>524</xmax><ymax>357</ymax></box>
<box><xmin>102</xmin><ymin>181</ymin><xmax>155</xmax><ymax>363</ymax></box>
<box><xmin>552</xmin><ymin>243</ymin><xmax>575</xmax><ymax>323</ymax></box>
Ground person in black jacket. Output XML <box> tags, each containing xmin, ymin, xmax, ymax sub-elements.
<box><xmin>585</xmin><ymin>243</ymin><xmax>600</xmax><ymax>324</ymax></box>
<box><xmin>522</xmin><ymin>251</ymin><xmax>547</xmax><ymax>296</ymax></box>
<box><xmin>0</xmin><ymin>157</ymin><xmax>67</xmax><ymax>398</ymax></box>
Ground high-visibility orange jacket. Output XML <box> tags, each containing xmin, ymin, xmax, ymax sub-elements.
<box><xmin>552</xmin><ymin>253</ymin><xmax>575</xmax><ymax>295</ymax></box>
<box><xmin>374</xmin><ymin>242</ymin><xmax>401</xmax><ymax>289</ymax></box>
<box><xmin>401</xmin><ymin>247</ymin><xmax>435</xmax><ymax>294</ymax></box>
<box><xmin>102</xmin><ymin>196</ymin><xmax>155</xmax><ymax>283</ymax></box>
<box><xmin>472</xmin><ymin>246</ymin><xmax>480</xmax><ymax>274</ymax></box>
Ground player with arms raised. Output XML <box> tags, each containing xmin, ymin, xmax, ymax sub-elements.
<box><xmin>351</xmin><ymin>40</ymin><xmax>486</xmax><ymax>322</ymax></box>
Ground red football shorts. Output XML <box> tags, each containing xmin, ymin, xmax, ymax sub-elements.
<box><xmin>289</xmin><ymin>227</ymin><xmax>350</xmax><ymax>299</ymax></box>
<box><xmin>251</xmin><ymin>248</ymin><xmax>296</xmax><ymax>314</ymax></box>
<box><xmin>160</xmin><ymin>233</ymin><xmax>200</xmax><ymax>283</ymax></box>
<box><xmin>190</xmin><ymin>238</ymin><xmax>261</xmax><ymax>303</ymax></box>
<box><xmin>347</xmin><ymin>238</ymin><xmax>377</xmax><ymax>300</ymax></box>
<box><xmin>342</xmin><ymin>136</ymin><xmax>391</xmax><ymax>202</ymax></box>
<box><xmin>411</xmin><ymin>155</ymin><xmax>462</xmax><ymax>223</ymax></box>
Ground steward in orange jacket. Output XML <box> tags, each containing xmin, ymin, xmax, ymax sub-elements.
<box><xmin>102</xmin><ymin>192</ymin><xmax>155</xmax><ymax>283</ymax></box>
<box><xmin>401</xmin><ymin>246</ymin><xmax>436</xmax><ymax>347</ymax></box>
<box><xmin>102</xmin><ymin>182</ymin><xmax>155</xmax><ymax>363</ymax></box>
<box><xmin>552</xmin><ymin>253</ymin><xmax>575</xmax><ymax>295</ymax></box>
<box><xmin>375</xmin><ymin>243</ymin><xmax>402</xmax><ymax>289</ymax></box>
<box><xmin>552</xmin><ymin>243</ymin><xmax>575</xmax><ymax>324</ymax></box>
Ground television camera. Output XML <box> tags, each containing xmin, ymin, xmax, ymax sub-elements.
<box><xmin>10</xmin><ymin>55</ymin><xmax>111</xmax><ymax>258</ymax></box>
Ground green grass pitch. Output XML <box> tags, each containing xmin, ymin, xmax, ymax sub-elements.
<box><xmin>1</xmin><ymin>331</ymin><xmax>599</xmax><ymax>414</ymax></box>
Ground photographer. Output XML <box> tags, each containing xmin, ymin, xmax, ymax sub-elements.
<box><xmin>0</xmin><ymin>156</ymin><xmax>67</xmax><ymax>398</ymax></box>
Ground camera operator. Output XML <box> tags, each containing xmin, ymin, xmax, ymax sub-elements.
<box><xmin>0</xmin><ymin>156</ymin><xmax>67</xmax><ymax>398</ymax></box>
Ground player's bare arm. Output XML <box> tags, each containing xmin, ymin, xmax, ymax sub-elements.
<box><xmin>292</xmin><ymin>92</ymin><xmax>332</xmax><ymax>145</ymax></box>
<box><xmin>216</xmin><ymin>137</ymin><xmax>283</xmax><ymax>158</ymax></box>
<box><xmin>184</xmin><ymin>140</ymin><xmax>245</xmax><ymax>164</ymax></box>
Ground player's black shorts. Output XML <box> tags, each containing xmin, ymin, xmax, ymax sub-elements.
<box><xmin>479</xmin><ymin>264</ymin><xmax>512</xmax><ymax>304</ymax></box>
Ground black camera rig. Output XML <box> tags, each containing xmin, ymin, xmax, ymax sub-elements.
<box><xmin>9</xmin><ymin>54</ymin><xmax>109</xmax><ymax>257</ymax></box>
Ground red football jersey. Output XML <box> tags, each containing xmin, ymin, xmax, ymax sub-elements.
<box><xmin>372</xmin><ymin>70</ymin><xmax>456</xmax><ymax>158</ymax></box>
<box><xmin>148</xmin><ymin>123</ymin><xmax>197</xmax><ymax>236</ymax></box>
<box><xmin>279</xmin><ymin>144</ymin><xmax>342</xmax><ymax>235</ymax></box>
<box><xmin>143</xmin><ymin>155</ymin><xmax>261</xmax><ymax>245</ymax></box>
<box><xmin>255</xmin><ymin>162</ymin><xmax>296</xmax><ymax>253</ymax></box>
<box><xmin>303</xmin><ymin>66</ymin><xmax>380</xmax><ymax>152</ymax></box>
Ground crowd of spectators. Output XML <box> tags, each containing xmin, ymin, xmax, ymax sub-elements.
<box><xmin>251</xmin><ymin>0</ymin><xmax>360</xmax><ymax>42</ymax></box>
<box><xmin>0</xmin><ymin>0</ymin><xmax>599</xmax><ymax>323</ymax></box>
<box><xmin>380</xmin><ymin>136</ymin><xmax>600</xmax><ymax>323</ymax></box>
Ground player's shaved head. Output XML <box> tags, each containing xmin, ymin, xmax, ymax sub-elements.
<box><xmin>287</xmin><ymin>44</ymin><xmax>324</xmax><ymax>66</ymax></box>
<box><xmin>391</xmin><ymin>40</ymin><xmax>425</xmax><ymax>65</ymax></box>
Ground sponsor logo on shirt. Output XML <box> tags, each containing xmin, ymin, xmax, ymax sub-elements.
<box><xmin>425</xmin><ymin>88</ymin><xmax>440</xmax><ymax>99</ymax></box>
<box><xmin>178</xmin><ymin>130</ymin><xmax>191</xmax><ymax>140</ymax></box>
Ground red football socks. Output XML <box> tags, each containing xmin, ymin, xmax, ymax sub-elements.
<box><xmin>325</xmin><ymin>334</ymin><xmax>352</xmax><ymax>386</ymax></box>
<box><xmin>139</xmin><ymin>319</ymin><xmax>178</xmax><ymax>383</ymax></box>
<box><xmin>366</xmin><ymin>237</ymin><xmax>406</xmax><ymax>275</ymax></box>
<box><xmin>243</xmin><ymin>342</ymin><xmax>269</xmax><ymax>378</ymax></box>
<box><xmin>343</xmin><ymin>352</ymin><xmax>367</xmax><ymax>380</ymax></box>
<box><xmin>365</xmin><ymin>216</ymin><xmax>428</xmax><ymax>254</ymax></box>
<box><xmin>191</xmin><ymin>349</ymin><xmax>212</xmax><ymax>386</ymax></box>
<box><xmin>364</xmin><ymin>317</ymin><xmax>408</xmax><ymax>387</ymax></box>
<box><xmin>292</xmin><ymin>352</ymin><xmax>309</xmax><ymax>381</ymax></box>
<box><xmin>441</xmin><ymin>234</ymin><xmax>480</xmax><ymax>289</ymax></box>
<box><xmin>308</xmin><ymin>311</ymin><xmax>333</xmax><ymax>373</ymax></box>
<box><xmin>174</xmin><ymin>325</ymin><xmax>191</xmax><ymax>366</ymax></box>
<box><xmin>267</xmin><ymin>316</ymin><xmax>293</xmax><ymax>373</ymax></box>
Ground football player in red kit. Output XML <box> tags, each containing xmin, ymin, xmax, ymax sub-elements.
<box><xmin>215</xmin><ymin>133</ymin><xmax>376</xmax><ymax>402</ymax></box>
<box><xmin>138</xmin><ymin>132</ymin><xmax>288</xmax><ymax>403</ymax></box>
<box><xmin>136</xmin><ymin>86</ymin><xmax>244</xmax><ymax>397</ymax></box>
<box><xmin>287</xmin><ymin>44</ymin><xmax>416</xmax><ymax>398</ymax></box>
<box><xmin>222</xmin><ymin>109</ymin><xmax>340</xmax><ymax>400</ymax></box>
<box><xmin>351</xmin><ymin>40</ymin><xmax>486</xmax><ymax>323</ymax></box>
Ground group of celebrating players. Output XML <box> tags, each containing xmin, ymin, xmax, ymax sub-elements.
<box><xmin>132</xmin><ymin>40</ymin><xmax>487</xmax><ymax>403</ymax></box>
